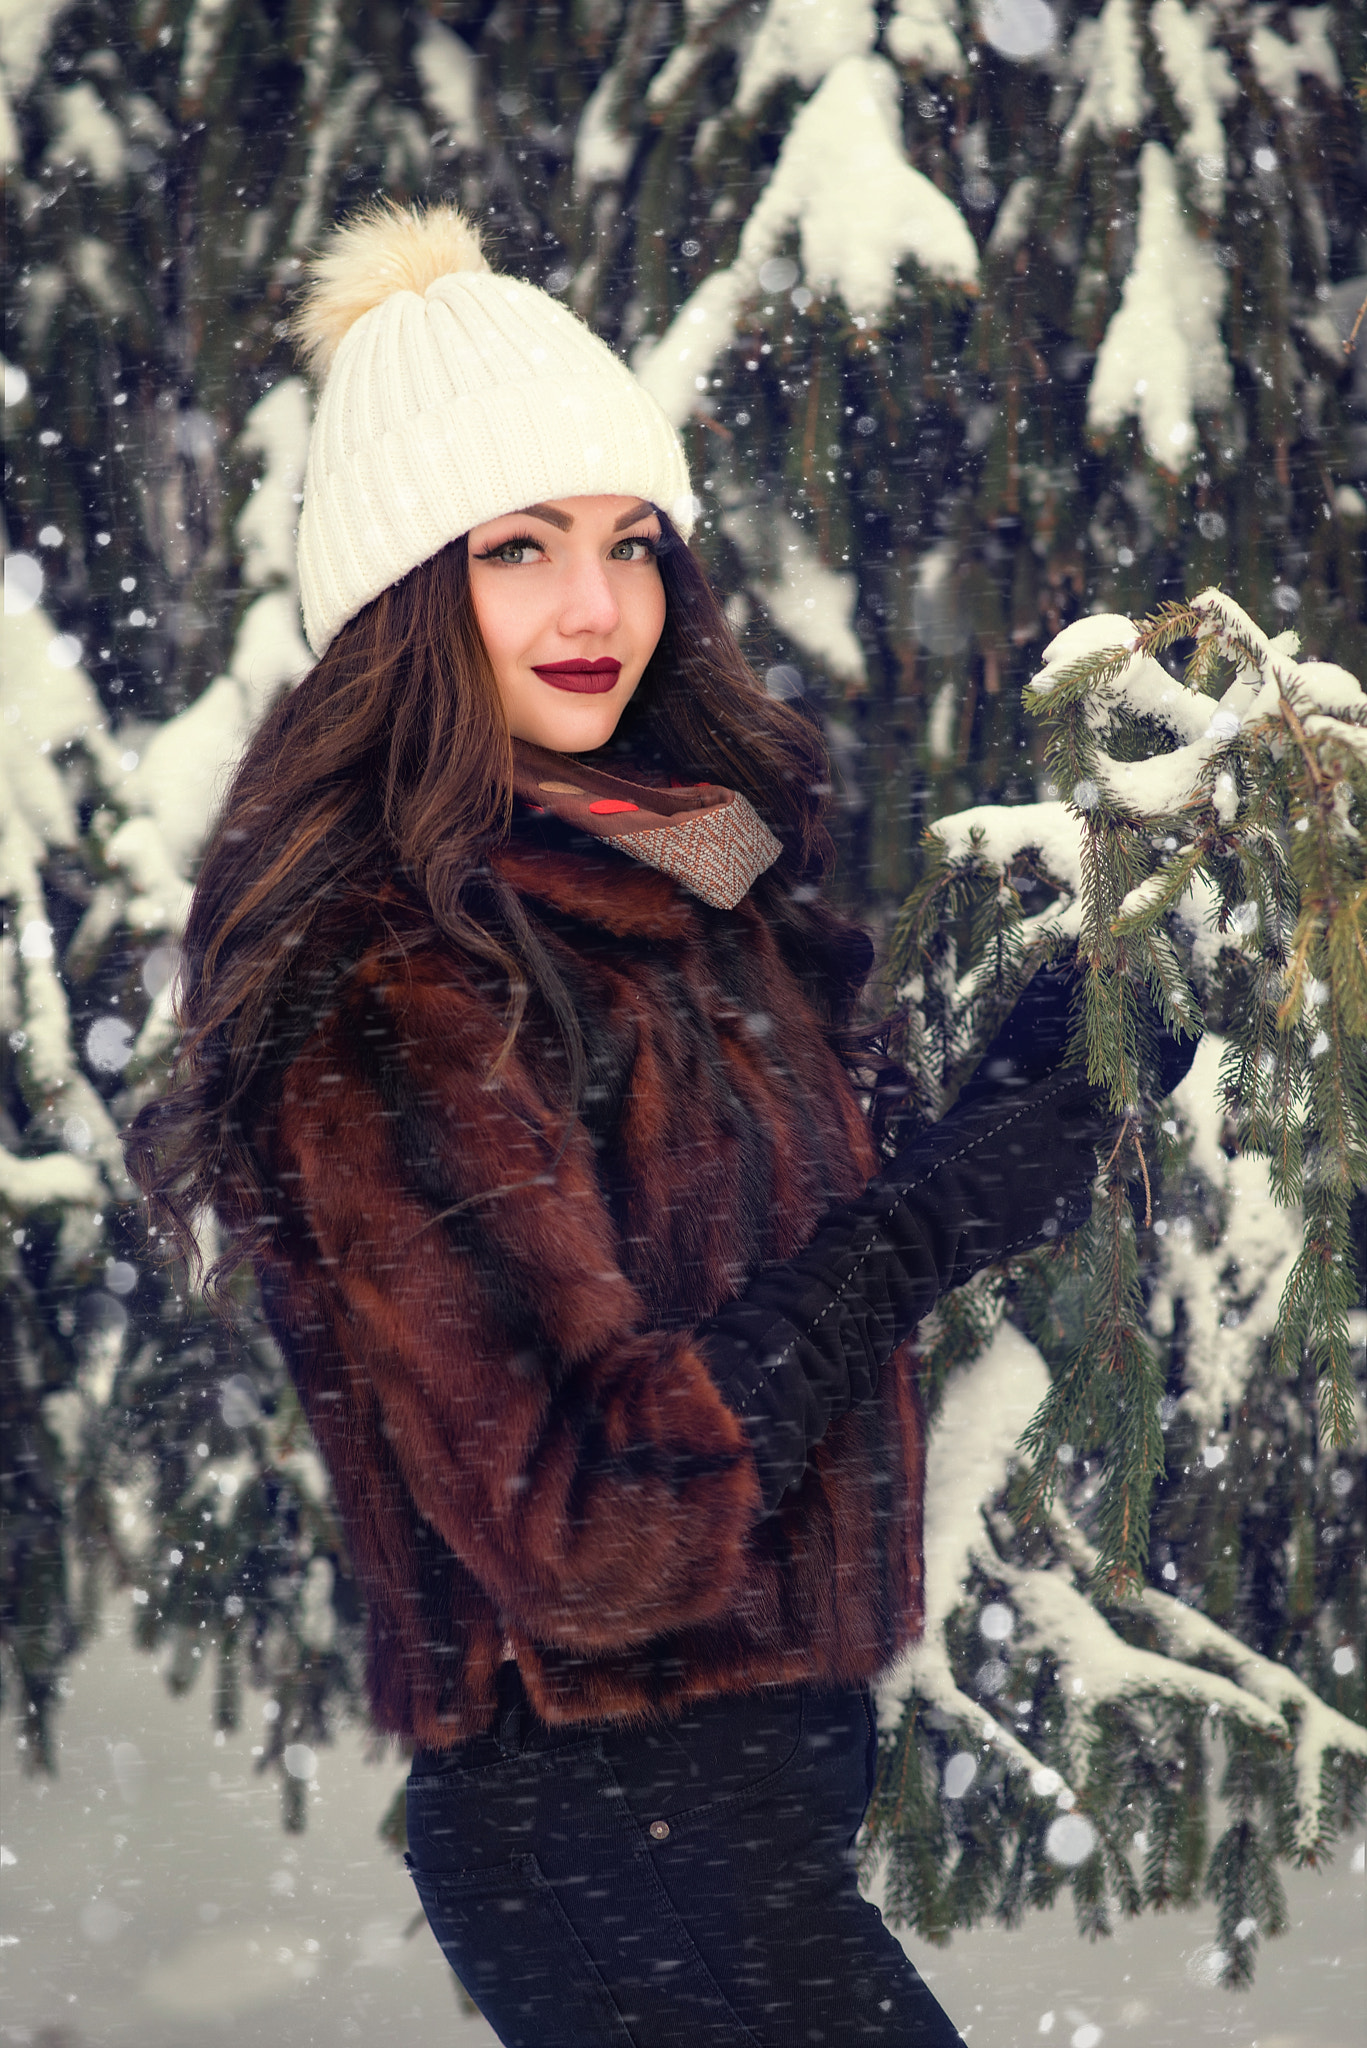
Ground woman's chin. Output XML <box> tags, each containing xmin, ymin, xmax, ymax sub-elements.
<box><xmin>512</xmin><ymin>696</ymin><xmax>633</xmax><ymax>755</ymax></box>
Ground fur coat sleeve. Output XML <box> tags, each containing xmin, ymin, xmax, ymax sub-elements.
<box><xmin>269</xmin><ymin>937</ymin><xmax>768</xmax><ymax>1653</ymax></box>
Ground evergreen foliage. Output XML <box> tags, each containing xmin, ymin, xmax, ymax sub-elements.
<box><xmin>3</xmin><ymin>0</ymin><xmax>1364</xmax><ymax>1981</ymax></box>
<box><xmin>869</xmin><ymin>587</ymin><xmax>1366</xmax><ymax>1982</ymax></box>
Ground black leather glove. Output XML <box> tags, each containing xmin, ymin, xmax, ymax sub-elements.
<box><xmin>700</xmin><ymin>1064</ymin><xmax>1111</xmax><ymax>1512</ymax></box>
<box><xmin>955</xmin><ymin>961</ymin><xmax>1081</xmax><ymax>1108</ymax></box>
<box><xmin>958</xmin><ymin>962</ymin><xmax>1198</xmax><ymax>1110</ymax></box>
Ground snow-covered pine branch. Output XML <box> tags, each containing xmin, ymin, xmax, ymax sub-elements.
<box><xmin>870</xmin><ymin>583</ymin><xmax>1364</xmax><ymax>1981</ymax></box>
<box><xmin>895</xmin><ymin>587</ymin><xmax>1364</xmax><ymax>1570</ymax></box>
<box><xmin>868</xmin><ymin>1280</ymin><xmax>1365</xmax><ymax>1984</ymax></box>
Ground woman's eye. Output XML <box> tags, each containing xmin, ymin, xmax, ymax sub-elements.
<box><xmin>610</xmin><ymin>537</ymin><xmax>658</xmax><ymax>562</ymax></box>
<box><xmin>485</xmin><ymin>541</ymin><xmax>542</xmax><ymax>565</ymax></box>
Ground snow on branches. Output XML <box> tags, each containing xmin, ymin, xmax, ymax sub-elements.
<box><xmin>873</xmin><ymin>1310</ymin><xmax>1360</xmax><ymax>1966</ymax></box>
<box><xmin>2</xmin><ymin>387</ymin><xmax>309</xmax><ymax>1222</ymax></box>
<box><xmin>872</xmin><ymin>583</ymin><xmax>1365</xmax><ymax>1981</ymax></box>
<box><xmin>898</xmin><ymin>586</ymin><xmax>1364</xmax><ymax>1528</ymax></box>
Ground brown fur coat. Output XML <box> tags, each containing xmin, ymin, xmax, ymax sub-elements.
<box><xmin>258</xmin><ymin>828</ymin><xmax>925</xmax><ymax>1746</ymax></box>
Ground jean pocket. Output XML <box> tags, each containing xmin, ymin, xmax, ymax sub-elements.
<box><xmin>605</xmin><ymin>1690</ymin><xmax>807</xmax><ymax>1832</ymax></box>
<box><xmin>408</xmin><ymin>1852</ymin><xmax>635</xmax><ymax>2048</ymax></box>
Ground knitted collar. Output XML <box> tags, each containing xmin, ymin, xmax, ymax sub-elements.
<box><xmin>510</xmin><ymin>739</ymin><xmax>782</xmax><ymax>911</ymax></box>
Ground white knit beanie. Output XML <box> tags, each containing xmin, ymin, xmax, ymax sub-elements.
<box><xmin>292</xmin><ymin>203</ymin><xmax>696</xmax><ymax>658</ymax></box>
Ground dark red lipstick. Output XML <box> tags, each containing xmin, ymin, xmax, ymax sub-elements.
<box><xmin>531</xmin><ymin>658</ymin><xmax>622</xmax><ymax>694</ymax></box>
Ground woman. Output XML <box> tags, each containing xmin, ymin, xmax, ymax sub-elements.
<box><xmin>129</xmin><ymin>203</ymin><xmax>1158</xmax><ymax>2046</ymax></box>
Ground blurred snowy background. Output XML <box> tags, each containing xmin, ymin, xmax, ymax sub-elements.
<box><xmin>2</xmin><ymin>0</ymin><xmax>1365</xmax><ymax>2040</ymax></box>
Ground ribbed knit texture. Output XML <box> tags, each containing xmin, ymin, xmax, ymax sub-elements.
<box><xmin>297</xmin><ymin>267</ymin><xmax>696</xmax><ymax>656</ymax></box>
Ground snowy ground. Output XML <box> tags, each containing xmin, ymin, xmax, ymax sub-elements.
<box><xmin>1</xmin><ymin>1602</ymin><xmax>1361</xmax><ymax>2048</ymax></box>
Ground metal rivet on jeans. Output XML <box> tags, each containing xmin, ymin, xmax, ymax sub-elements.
<box><xmin>648</xmin><ymin>1819</ymin><xmax>670</xmax><ymax>1841</ymax></box>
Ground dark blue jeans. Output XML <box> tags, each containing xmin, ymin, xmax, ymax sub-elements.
<box><xmin>406</xmin><ymin>1677</ymin><xmax>961</xmax><ymax>2047</ymax></box>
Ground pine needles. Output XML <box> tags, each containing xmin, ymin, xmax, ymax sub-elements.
<box><xmin>891</xmin><ymin>586</ymin><xmax>1366</xmax><ymax>1597</ymax></box>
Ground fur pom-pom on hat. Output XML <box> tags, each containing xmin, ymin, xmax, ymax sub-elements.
<box><xmin>293</xmin><ymin>200</ymin><xmax>694</xmax><ymax>657</ymax></box>
<box><xmin>290</xmin><ymin>201</ymin><xmax>490</xmax><ymax>382</ymax></box>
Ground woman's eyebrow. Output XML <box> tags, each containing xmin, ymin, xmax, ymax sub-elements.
<box><xmin>506</xmin><ymin>501</ymin><xmax>656</xmax><ymax>533</ymax></box>
<box><xmin>511</xmin><ymin>502</ymin><xmax>573</xmax><ymax>530</ymax></box>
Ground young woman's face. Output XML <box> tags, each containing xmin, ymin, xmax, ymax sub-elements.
<box><xmin>466</xmin><ymin>494</ymin><xmax>667</xmax><ymax>754</ymax></box>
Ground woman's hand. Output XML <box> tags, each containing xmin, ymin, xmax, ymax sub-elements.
<box><xmin>957</xmin><ymin>959</ymin><xmax>1200</xmax><ymax>1110</ymax></box>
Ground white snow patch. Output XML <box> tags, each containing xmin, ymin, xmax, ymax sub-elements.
<box><xmin>181</xmin><ymin>0</ymin><xmax>234</xmax><ymax>105</ymax></box>
<box><xmin>0</xmin><ymin>1146</ymin><xmax>103</xmax><ymax>1211</ymax></box>
<box><xmin>1152</xmin><ymin>1036</ymin><xmax>1303</xmax><ymax>1427</ymax></box>
<box><xmin>71</xmin><ymin>236</ymin><xmax>129</xmax><ymax>317</ymax></box>
<box><xmin>1149</xmin><ymin>0</ymin><xmax>1237</xmax><ymax>214</ymax></box>
<box><xmin>574</xmin><ymin>65</ymin><xmax>634</xmax><ymax>191</ymax></box>
<box><xmin>414</xmin><ymin>18</ymin><xmax>481</xmax><ymax>151</ymax></box>
<box><xmin>734</xmin><ymin>0</ymin><xmax>876</xmax><ymax>115</ymax></box>
<box><xmin>45</xmin><ymin>81</ymin><xmax>124</xmax><ymax>183</ymax></box>
<box><xmin>236</xmin><ymin>379</ymin><xmax>311</xmax><ymax>592</ymax></box>
<box><xmin>641</xmin><ymin>57</ymin><xmax>977</xmax><ymax>426</ymax></box>
<box><xmin>987</xmin><ymin>175</ymin><xmax>1037</xmax><ymax>257</ymax></box>
<box><xmin>1062</xmin><ymin>0</ymin><xmax>1145</xmax><ymax>152</ymax></box>
<box><xmin>887</xmin><ymin>0</ymin><xmax>965</xmax><ymax>73</ymax></box>
<box><xmin>725</xmin><ymin>504</ymin><xmax>867</xmax><ymax>684</ymax></box>
<box><xmin>1088</xmin><ymin>142</ymin><xmax>1230</xmax><ymax>473</ymax></box>
<box><xmin>932</xmin><ymin>800</ymin><xmax>1084</xmax><ymax>901</ymax></box>
<box><xmin>1139</xmin><ymin>1586</ymin><xmax>1367</xmax><ymax>1852</ymax></box>
<box><xmin>876</xmin><ymin>1322</ymin><xmax>1070</xmax><ymax>1780</ymax></box>
<box><xmin>0</xmin><ymin>0</ymin><xmax>73</xmax><ymax>102</ymax></box>
<box><xmin>928</xmin><ymin>680</ymin><xmax>956</xmax><ymax>761</ymax></box>
<box><xmin>1248</xmin><ymin>5</ymin><xmax>1340</xmax><ymax>105</ymax></box>
<box><xmin>228</xmin><ymin>592</ymin><xmax>311</xmax><ymax>710</ymax></box>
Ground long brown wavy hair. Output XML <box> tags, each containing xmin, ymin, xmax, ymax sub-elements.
<box><xmin>126</xmin><ymin>515</ymin><xmax>888</xmax><ymax>1294</ymax></box>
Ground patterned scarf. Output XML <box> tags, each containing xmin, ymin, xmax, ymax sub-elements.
<box><xmin>511</xmin><ymin>739</ymin><xmax>782</xmax><ymax>911</ymax></box>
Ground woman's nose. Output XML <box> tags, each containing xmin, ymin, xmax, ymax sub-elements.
<box><xmin>557</xmin><ymin>557</ymin><xmax>621</xmax><ymax>639</ymax></box>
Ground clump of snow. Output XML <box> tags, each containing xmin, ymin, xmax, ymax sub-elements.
<box><xmin>927</xmin><ymin>680</ymin><xmax>956</xmax><ymax>761</ymax></box>
<box><xmin>1062</xmin><ymin>0</ymin><xmax>1145</xmax><ymax>153</ymax></box>
<box><xmin>118</xmin><ymin>380</ymin><xmax>311</xmax><ymax>898</ymax></box>
<box><xmin>44</xmin><ymin>80</ymin><xmax>124</xmax><ymax>183</ymax></box>
<box><xmin>886</xmin><ymin>0</ymin><xmax>965</xmax><ymax>73</ymax></box>
<box><xmin>414</xmin><ymin>18</ymin><xmax>481</xmax><ymax>151</ymax></box>
<box><xmin>0</xmin><ymin>0</ymin><xmax>74</xmax><ymax>105</ymax></box>
<box><xmin>1248</xmin><ymin>5</ymin><xmax>1341</xmax><ymax>106</ymax></box>
<box><xmin>0</xmin><ymin>1147</ymin><xmax>103</xmax><ymax>1212</ymax></box>
<box><xmin>228</xmin><ymin>591</ymin><xmax>312</xmax><ymax>711</ymax></box>
<box><xmin>987</xmin><ymin>175</ymin><xmax>1037</xmax><ymax>257</ymax></box>
<box><xmin>1148</xmin><ymin>0</ymin><xmax>1237</xmax><ymax>214</ymax></box>
<box><xmin>236</xmin><ymin>379</ymin><xmax>310</xmax><ymax>593</ymax></box>
<box><xmin>876</xmin><ymin>1319</ymin><xmax>1073</xmax><ymax>1780</ymax></box>
<box><xmin>1088</xmin><ymin>142</ymin><xmax>1230</xmax><ymax>473</ymax></box>
<box><xmin>1</xmin><ymin>565</ymin><xmax>139</xmax><ymax>1199</ymax></box>
<box><xmin>1027</xmin><ymin>609</ymin><xmax>1255</xmax><ymax>821</ymax></box>
<box><xmin>641</xmin><ymin>56</ymin><xmax>977</xmax><ymax>427</ymax></box>
<box><xmin>734</xmin><ymin>0</ymin><xmax>876</xmax><ymax>116</ymax></box>
<box><xmin>180</xmin><ymin>0</ymin><xmax>234</xmax><ymax>106</ymax></box>
<box><xmin>932</xmin><ymin>799</ymin><xmax>1085</xmax><ymax>901</ymax></box>
<box><xmin>574</xmin><ymin>65</ymin><xmax>634</xmax><ymax>191</ymax></box>
<box><xmin>70</xmin><ymin>237</ymin><xmax>130</xmax><ymax>317</ymax></box>
<box><xmin>1139</xmin><ymin>1585</ymin><xmax>1367</xmax><ymax>1853</ymax></box>
<box><xmin>723</xmin><ymin>502</ymin><xmax>867</xmax><ymax>684</ymax></box>
<box><xmin>648</xmin><ymin>0</ymin><xmax>738</xmax><ymax>109</ymax></box>
<box><xmin>287</xmin><ymin>70</ymin><xmax>380</xmax><ymax>254</ymax></box>
<box><xmin>1151</xmin><ymin>1035</ymin><xmax>1302</xmax><ymax>1428</ymax></box>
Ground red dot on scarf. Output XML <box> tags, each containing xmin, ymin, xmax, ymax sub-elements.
<box><xmin>588</xmin><ymin>799</ymin><xmax>640</xmax><ymax>814</ymax></box>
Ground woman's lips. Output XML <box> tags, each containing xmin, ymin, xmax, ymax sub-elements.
<box><xmin>531</xmin><ymin>659</ymin><xmax>623</xmax><ymax>695</ymax></box>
